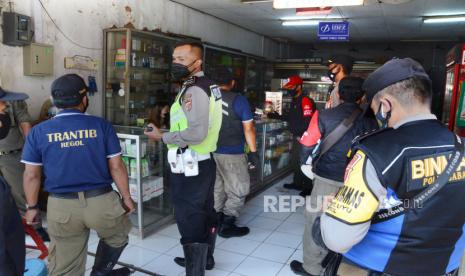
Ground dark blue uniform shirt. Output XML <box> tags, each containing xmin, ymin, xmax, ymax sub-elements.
<box><xmin>21</xmin><ymin>109</ymin><xmax>121</xmax><ymax>193</ymax></box>
<box><xmin>0</xmin><ymin>176</ymin><xmax>25</xmax><ymax>275</ymax></box>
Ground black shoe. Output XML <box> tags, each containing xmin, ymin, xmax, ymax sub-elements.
<box><xmin>290</xmin><ymin>260</ymin><xmax>316</xmax><ymax>276</ymax></box>
<box><xmin>183</xmin><ymin>243</ymin><xmax>209</xmax><ymax>276</ymax></box>
<box><xmin>35</xmin><ymin>227</ymin><xmax>50</xmax><ymax>242</ymax></box>
<box><xmin>90</xmin><ymin>241</ymin><xmax>131</xmax><ymax>276</ymax></box>
<box><xmin>108</xmin><ymin>267</ymin><xmax>131</xmax><ymax>276</ymax></box>
<box><xmin>174</xmin><ymin>255</ymin><xmax>215</xmax><ymax>270</ymax></box>
<box><xmin>174</xmin><ymin>227</ymin><xmax>217</xmax><ymax>270</ymax></box>
<box><xmin>218</xmin><ymin>215</ymin><xmax>249</xmax><ymax>238</ymax></box>
<box><xmin>283</xmin><ymin>183</ymin><xmax>303</xmax><ymax>191</ymax></box>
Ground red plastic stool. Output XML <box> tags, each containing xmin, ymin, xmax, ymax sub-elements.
<box><xmin>22</xmin><ymin>219</ymin><xmax>48</xmax><ymax>260</ymax></box>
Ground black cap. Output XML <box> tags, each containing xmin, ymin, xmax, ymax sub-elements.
<box><xmin>338</xmin><ymin>77</ymin><xmax>365</xmax><ymax>103</ymax></box>
<box><xmin>210</xmin><ymin>67</ymin><xmax>234</xmax><ymax>85</ymax></box>
<box><xmin>51</xmin><ymin>74</ymin><xmax>88</xmax><ymax>108</ymax></box>
<box><xmin>0</xmin><ymin>87</ymin><xmax>29</xmax><ymax>101</ymax></box>
<box><xmin>327</xmin><ymin>55</ymin><xmax>354</xmax><ymax>74</ymax></box>
<box><xmin>363</xmin><ymin>58</ymin><xmax>430</xmax><ymax>103</ymax></box>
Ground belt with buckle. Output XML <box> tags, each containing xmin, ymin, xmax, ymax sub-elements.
<box><xmin>0</xmin><ymin>148</ymin><xmax>22</xmax><ymax>156</ymax></box>
<box><xmin>50</xmin><ymin>187</ymin><xmax>113</xmax><ymax>199</ymax></box>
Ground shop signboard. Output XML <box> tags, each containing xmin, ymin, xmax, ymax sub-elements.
<box><xmin>318</xmin><ymin>21</ymin><xmax>349</xmax><ymax>41</ymax></box>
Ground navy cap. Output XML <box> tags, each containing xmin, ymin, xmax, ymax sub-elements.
<box><xmin>51</xmin><ymin>74</ymin><xmax>88</xmax><ymax>108</ymax></box>
<box><xmin>0</xmin><ymin>87</ymin><xmax>29</xmax><ymax>101</ymax></box>
<box><xmin>363</xmin><ymin>58</ymin><xmax>430</xmax><ymax>103</ymax></box>
<box><xmin>210</xmin><ymin>67</ymin><xmax>234</xmax><ymax>85</ymax></box>
<box><xmin>327</xmin><ymin>55</ymin><xmax>354</xmax><ymax>74</ymax></box>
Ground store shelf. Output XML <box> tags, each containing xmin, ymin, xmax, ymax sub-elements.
<box><xmin>104</xmin><ymin>28</ymin><xmax>176</xmax><ymax>127</ymax></box>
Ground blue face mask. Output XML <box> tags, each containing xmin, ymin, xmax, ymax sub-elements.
<box><xmin>375</xmin><ymin>102</ymin><xmax>391</xmax><ymax>129</ymax></box>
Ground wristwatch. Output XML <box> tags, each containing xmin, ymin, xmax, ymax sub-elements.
<box><xmin>26</xmin><ymin>203</ymin><xmax>39</xmax><ymax>210</ymax></box>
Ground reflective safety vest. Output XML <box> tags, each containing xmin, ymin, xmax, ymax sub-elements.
<box><xmin>167</xmin><ymin>76</ymin><xmax>222</xmax><ymax>155</ymax></box>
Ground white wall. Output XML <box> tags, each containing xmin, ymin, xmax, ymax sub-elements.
<box><xmin>0</xmin><ymin>0</ymin><xmax>281</xmax><ymax>119</ymax></box>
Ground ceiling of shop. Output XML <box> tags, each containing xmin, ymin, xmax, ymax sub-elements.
<box><xmin>170</xmin><ymin>0</ymin><xmax>465</xmax><ymax>43</ymax></box>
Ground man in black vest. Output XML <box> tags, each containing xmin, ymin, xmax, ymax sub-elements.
<box><xmin>210</xmin><ymin>67</ymin><xmax>258</xmax><ymax>238</ymax></box>
<box><xmin>316</xmin><ymin>58</ymin><xmax>465</xmax><ymax>275</ymax></box>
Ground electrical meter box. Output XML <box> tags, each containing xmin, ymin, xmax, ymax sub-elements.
<box><xmin>23</xmin><ymin>43</ymin><xmax>54</xmax><ymax>76</ymax></box>
<box><xmin>2</xmin><ymin>12</ymin><xmax>33</xmax><ymax>46</ymax></box>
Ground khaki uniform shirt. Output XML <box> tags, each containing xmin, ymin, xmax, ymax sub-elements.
<box><xmin>0</xmin><ymin>101</ymin><xmax>32</xmax><ymax>151</ymax></box>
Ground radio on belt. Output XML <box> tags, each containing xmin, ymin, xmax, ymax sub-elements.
<box><xmin>167</xmin><ymin>147</ymin><xmax>199</xmax><ymax>177</ymax></box>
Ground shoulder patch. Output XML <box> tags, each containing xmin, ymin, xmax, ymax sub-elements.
<box><xmin>325</xmin><ymin>150</ymin><xmax>380</xmax><ymax>225</ymax></box>
<box><xmin>182</xmin><ymin>92</ymin><xmax>193</xmax><ymax>111</ymax></box>
<box><xmin>210</xmin><ymin>85</ymin><xmax>222</xmax><ymax>101</ymax></box>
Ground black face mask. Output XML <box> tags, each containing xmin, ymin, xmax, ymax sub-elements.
<box><xmin>0</xmin><ymin>112</ymin><xmax>11</xmax><ymax>140</ymax></box>
<box><xmin>285</xmin><ymin>88</ymin><xmax>297</xmax><ymax>96</ymax></box>
<box><xmin>171</xmin><ymin>60</ymin><xmax>197</xmax><ymax>82</ymax></box>
<box><xmin>327</xmin><ymin>67</ymin><xmax>340</xmax><ymax>82</ymax></box>
<box><xmin>375</xmin><ymin>102</ymin><xmax>391</xmax><ymax>129</ymax></box>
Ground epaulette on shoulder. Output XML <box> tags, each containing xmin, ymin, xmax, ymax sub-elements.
<box><xmin>351</xmin><ymin>127</ymin><xmax>392</xmax><ymax>147</ymax></box>
<box><xmin>346</xmin><ymin>128</ymin><xmax>391</xmax><ymax>158</ymax></box>
<box><xmin>184</xmin><ymin>76</ymin><xmax>197</xmax><ymax>87</ymax></box>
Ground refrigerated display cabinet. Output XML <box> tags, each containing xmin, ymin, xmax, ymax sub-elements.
<box><xmin>442</xmin><ymin>44</ymin><xmax>465</xmax><ymax>136</ymax></box>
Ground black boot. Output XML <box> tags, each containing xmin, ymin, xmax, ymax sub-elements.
<box><xmin>183</xmin><ymin>243</ymin><xmax>208</xmax><ymax>276</ymax></box>
<box><xmin>290</xmin><ymin>260</ymin><xmax>317</xmax><ymax>276</ymax></box>
<box><xmin>218</xmin><ymin>215</ymin><xmax>249</xmax><ymax>238</ymax></box>
<box><xmin>90</xmin><ymin>241</ymin><xmax>131</xmax><ymax>276</ymax></box>
<box><xmin>174</xmin><ymin>227</ymin><xmax>217</xmax><ymax>270</ymax></box>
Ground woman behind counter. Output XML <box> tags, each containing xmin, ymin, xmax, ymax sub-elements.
<box><xmin>147</xmin><ymin>102</ymin><xmax>170</xmax><ymax>129</ymax></box>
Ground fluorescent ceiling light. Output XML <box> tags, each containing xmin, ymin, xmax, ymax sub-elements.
<box><xmin>296</xmin><ymin>7</ymin><xmax>332</xmax><ymax>16</ymax></box>
<box><xmin>423</xmin><ymin>15</ymin><xmax>465</xmax><ymax>24</ymax></box>
<box><xmin>241</xmin><ymin>0</ymin><xmax>272</xmax><ymax>3</ymax></box>
<box><xmin>274</xmin><ymin>0</ymin><xmax>364</xmax><ymax>9</ymax></box>
<box><xmin>282</xmin><ymin>20</ymin><xmax>320</xmax><ymax>26</ymax></box>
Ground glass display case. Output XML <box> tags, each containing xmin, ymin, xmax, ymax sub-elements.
<box><xmin>204</xmin><ymin>45</ymin><xmax>247</xmax><ymax>93</ymax></box>
<box><xmin>115</xmin><ymin>126</ymin><xmax>173</xmax><ymax>238</ymax></box>
<box><xmin>104</xmin><ymin>28</ymin><xmax>177</xmax><ymax>127</ymax></box>
<box><xmin>250</xmin><ymin>120</ymin><xmax>293</xmax><ymax>194</ymax></box>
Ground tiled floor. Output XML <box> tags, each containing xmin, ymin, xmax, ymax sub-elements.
<box><xmin>24</xmin><ymin>173</ymin><xmax>465</xmax><ymax>276</ymax></box>
<box><xmin>26</xmin><ymin>174</ymin><xmax>307</xmax><ymax>276</ymax></box>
